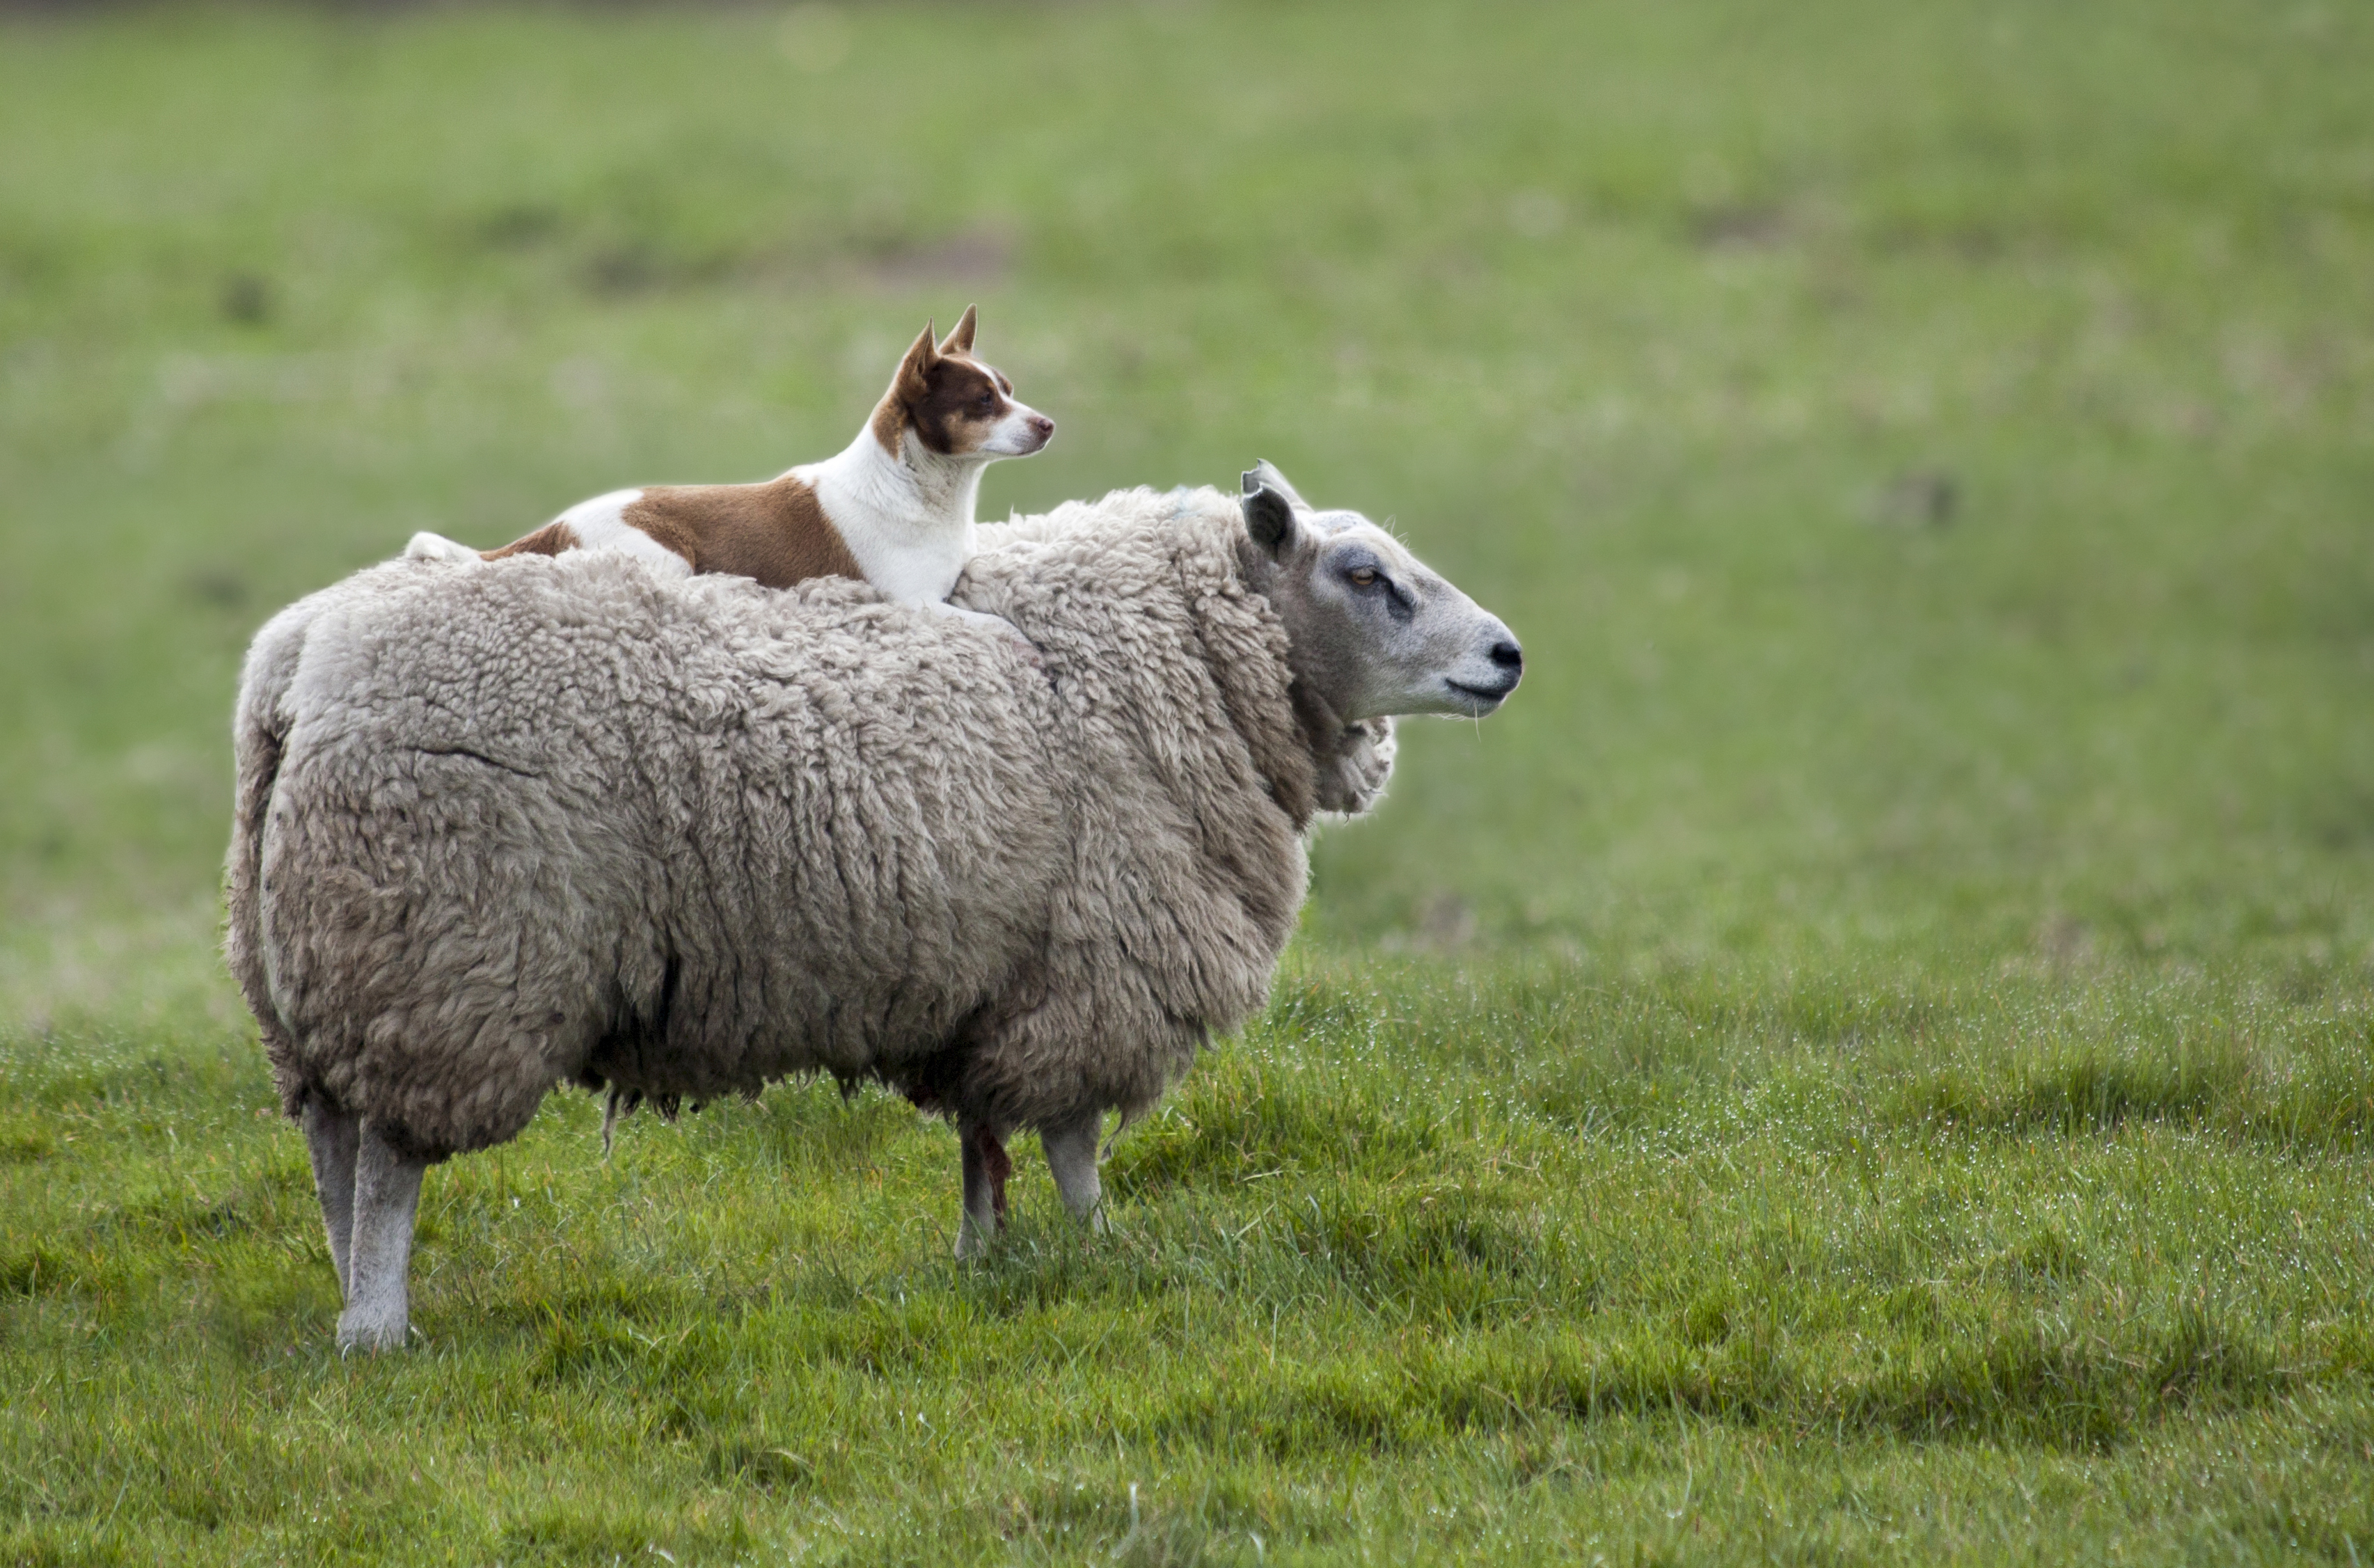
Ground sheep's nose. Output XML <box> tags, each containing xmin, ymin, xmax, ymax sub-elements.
<box><xmin>1489</xmin><ymin>639</ymin><xmax>1524</xmax><ymax>673</ymax></box>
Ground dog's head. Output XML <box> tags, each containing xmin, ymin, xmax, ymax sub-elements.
<box><xmin>871</xmin><ymin>306</ymin><xmax>1055</xmax><ymax>462</ymax></box>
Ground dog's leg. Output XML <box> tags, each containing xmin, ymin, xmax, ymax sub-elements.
<box><xmin>338</xmin><ymin>1121</ymin><xmax>427</xmax><ymax>1352</ymax></box>
<box><xmin>956</xmin><ymin>1119</ymin><xmax>1010</xmax><ymax>1260</ymax></box>
<box><xmin>924</xmin><ymin>599</ymin><xmax>1040</xmax><ymax>660</ymax></box>
<box><xmin>301</xmin><ymin>1099</ymin><xmax>361</xmax><ymax>1296</ymax></box>
<box><xmin>1041</xmin><ymin>1109</ymin><xmax>1106</xmax><ymax>1232</ymax></box>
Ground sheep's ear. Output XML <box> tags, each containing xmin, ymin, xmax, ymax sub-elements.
<box><xmin>939</xmin><ymin>303</ymin><xmax>977</xmax><ymax>356</ymax></box>
<box><xmin>1242</xmin><ymin>459</ymin><xmax>1311</xmax><ymax>514</ymax></box>
<box><xmin>1244</xmin><ymin>484</ymin><xmax>1299</xmax><ymax>558</ymax></box>
<box><xmin>893</xmin><ymin>322</ymin><xmax>939</xmax><ymax>402</ymax></box>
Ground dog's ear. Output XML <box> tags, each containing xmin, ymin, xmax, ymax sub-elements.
<box><xmin>939</xmin><ymin>304</ymin><xmax>977</xmax><ymax>357</ymax></box>
<box><xmin>1242</xmin><ymin>459</ymin><xmax>1311</xmax><ymax>514</ymax></box>
<box><xmin>894</xmin><ymin>322</ymin><xmax>940</xmax><ymax>403</ymax></box>
<box><xmin>1244</xmin><ymin>484</ymin><xmax>1299</xmax><ymax>559</ymax></box>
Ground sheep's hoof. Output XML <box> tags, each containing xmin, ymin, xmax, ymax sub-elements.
<box><xmin>336</xmin><ymin>1310</ymin><xmax>409</xmax><ymax>1353</ymax></box>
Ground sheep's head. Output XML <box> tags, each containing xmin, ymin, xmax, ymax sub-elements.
<box><xmin>1235</xmin><ymin>461</ymin><xmax>1522</xmax><ymax>811</ymax></box>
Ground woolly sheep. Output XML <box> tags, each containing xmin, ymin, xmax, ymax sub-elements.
<box><xmin>225</xmin><ymin>467</ymin><xmax>1521</xmax><ymax>1349</ymax></box>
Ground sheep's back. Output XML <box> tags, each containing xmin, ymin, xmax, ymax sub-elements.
<box><xmin>255</xmin><ymin>554</ymin><xmax>1066</xmax><ymax>1157</ymax></box>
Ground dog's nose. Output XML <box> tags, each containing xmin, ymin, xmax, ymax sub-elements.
<box><xmin>1027</xmin><ymin>415</ymin><xmax>1055</xmax><ymax>438</ymax></box>
<box><xmin>1489</xmin><ymin>639</ymin><xmax>1523</xmax><ymax>673</ymax></box>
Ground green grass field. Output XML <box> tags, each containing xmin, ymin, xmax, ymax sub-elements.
<box><xmin>5</xmin><ymin>1</ymin><xmax>2374</xmax><ymax>1560</ymax></box>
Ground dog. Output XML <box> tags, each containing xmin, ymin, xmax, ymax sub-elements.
<box><xmin>405</xmin><ymin>306</ymin><xmax>1053</xmax><ymax>616</ymax></box>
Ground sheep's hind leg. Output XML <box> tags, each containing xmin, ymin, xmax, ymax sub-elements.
<box><xmin>301</xmin><ymin>1100</ymin><xmax>361</xmax><ymax>1295</ymax></box>
<box><xmin>338</xmin><ymin>1121</ymin><xmax>427</xmax><ymax>1352</ymax></box>
<box><xmin>956</xmin><ymin>1120</ymin><xmax>1011</xmax><ymax>1260</ymax></box>
<box><xmin>1041</xmin><ymin>1110</ymin><xmax>1107</xmax><ymax>1233</ymax></box>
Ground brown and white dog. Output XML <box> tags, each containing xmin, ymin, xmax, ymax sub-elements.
<box><xmin>404</xmin><ymin>306</ymin><xmax>1054</xmax><ymax>613</ymax></box>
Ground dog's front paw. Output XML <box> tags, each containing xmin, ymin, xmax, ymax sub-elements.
<box><xmin>932</xmin><ymin>601</ymin><xmax>1043</xmax><ymax>665</ymax></box>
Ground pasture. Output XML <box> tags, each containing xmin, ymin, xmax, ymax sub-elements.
<box><xmin>4</xmin><ymin>1</ymin><xmax>2373</xmax><ymax>1560</ymax></box>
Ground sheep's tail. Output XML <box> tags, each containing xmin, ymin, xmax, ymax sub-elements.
<box><xmin>224</xmin><ymin>595</ymin><xmax>342</xmax><ymax>1119</ymax></box>
<box><xmin>224</xmin><ymin>656</ymin><xmax>299</xmax><ymax>1116</ymax></box>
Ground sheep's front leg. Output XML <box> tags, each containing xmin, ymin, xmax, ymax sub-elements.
<box><xmin>301</xmin><ymin>1100</ymin><xmax>361</xmax><ymax>1295</ymax></box>
<box><xmin>338</xmin><ymin>1121</ymin><xmax>426</xmax><ymax>1352</ymax></box>
<box><xmin>956</xmin><ymin>1120</ymin><xmax>1010</xmax><ymax>1260</ymax></box>
<box><xmin>1041</xmin><ymin>1110</ymin><xmax>1107</xmax><ymax>1232</ymax></box>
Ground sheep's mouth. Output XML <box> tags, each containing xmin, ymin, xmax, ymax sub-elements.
<box><xmin>1443</xmin><ymin>677</ymin><xmax>1515</xmax><ymax>713</ymax></box>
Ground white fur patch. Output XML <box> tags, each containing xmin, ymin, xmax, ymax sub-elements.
<box><xmin>557</xmin><ymin>489</ymin><xmax>693</xmax><ymax>576</ymax></box>
<box><xmin>979</xmin><ymin>401</ymin><xmax>1053</xmax><ymax>457</ymax></box>
<box><xmin>796</xmin><ymin>457</ymin><xmax>977</xmax><ymax>606</ymax></box>
<box><xmin>403</xmin><ymin>532</ymin><xmax>481</xmax><ymax>564</ymax></box>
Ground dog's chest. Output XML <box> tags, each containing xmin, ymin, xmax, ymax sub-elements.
<box><xmin>810</xmin><ymin>482</ymin><xmax>976</xmax><ymax>604</ymax></box>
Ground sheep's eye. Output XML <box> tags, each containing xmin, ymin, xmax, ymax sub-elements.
<box><xmin>1349</xmin><ymin>567</ymin><xmax>1378</xmax><ymax>588</ymax></box>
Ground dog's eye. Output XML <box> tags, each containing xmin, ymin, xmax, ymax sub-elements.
<box><xmin>979</xmin><ymin>390</ymin><xmax>998</xmax><ymax>409</ymax></box>
<box><xmin>1348</xmin><ymin>567</ymin><xmax>1378</xmax><ymax>588</ymax></box>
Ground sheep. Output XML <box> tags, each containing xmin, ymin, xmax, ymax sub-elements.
<box><xmin>225</xmin><ymin>465</ymin><xmax>1522</xmax><ymax>1349</ymax></box>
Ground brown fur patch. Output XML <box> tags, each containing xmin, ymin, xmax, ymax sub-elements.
<box><xmin>622</xmin><ymin>475</ymin><xmax>860</xmax><ymax>589</ymax></box>
<box><xmin>908</xmin><ymin>356</ymin><xmax>1006</xmax><ymax>457</ymax></box>
<box><xmin>480</xmin><ymin>521</ymin><xmax>580</xmax><ymax>561</ymax></box>
<box><xmin>869</xmin><ymin>324</ymin><xmax>940</xmax><ymax>458</ymax></box>
<box><xmin>869</xmin><ymin>386</ymin><xmax>908</xmax><ymax>458</ymax></box>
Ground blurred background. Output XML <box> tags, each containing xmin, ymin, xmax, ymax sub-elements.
<box><xmin>2</xmin><ymin>0</ymin><xmax>2369</xmax><ymax>1033</ymax></box>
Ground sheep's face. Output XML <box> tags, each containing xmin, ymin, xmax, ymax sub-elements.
<box><xmin>1237</xmin><ymin>461</ymin><xmax>1523</xmax><ymax>724</ymax></box>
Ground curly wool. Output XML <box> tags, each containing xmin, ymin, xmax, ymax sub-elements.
<box><xmin>225</xmin><ymin>486</ymin><xmax>1368</xmax><ymax>1160</ymax></box>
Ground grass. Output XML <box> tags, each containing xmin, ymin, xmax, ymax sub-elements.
<box><xmin>8</xmin><ymin>965</ymin><xmax>2374</xmax><ymax>1561</ymax></box>
<box><xmin>3</xmin><ymin>0</ymin><xmax>2373</xmax><ymax>1560</ymax></box>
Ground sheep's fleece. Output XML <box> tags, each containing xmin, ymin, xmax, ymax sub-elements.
<box><xmin>227</xmin><ymin>486</ymin><xmax>1388</xmax><ymax>1160</ymax></box>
